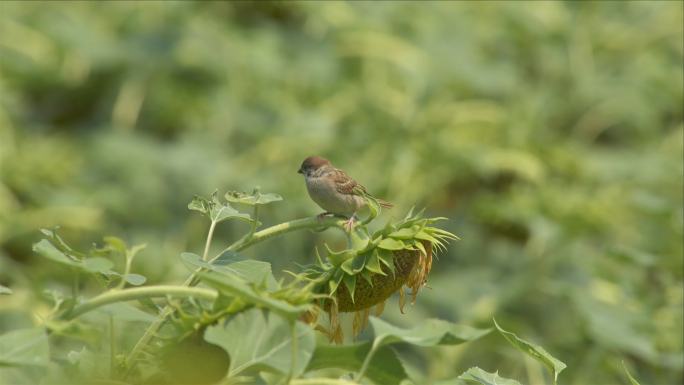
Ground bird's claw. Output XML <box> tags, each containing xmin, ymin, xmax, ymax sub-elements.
<box><xmin>343</xmin><ymin>216</ymin><xmax>356</xmax><ymax>232</ymax></box>
<box><xmin>316</xmin><ymin>212</ymin><xmax>332</xmax><ymax>221</ymax></box>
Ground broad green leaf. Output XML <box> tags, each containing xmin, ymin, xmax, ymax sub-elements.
<box><xmin>188</xmin><ymin>191</ymin><xmax>253</xmax><ymax>223</ymax></box>
<box><xmin>622</xmin><ymin>361</ymin><xmax>642</xmax><ymax>385</ymax></box>
<box><xmin>370</xmin><ymin>317</ymin><xmax>491</xmax><ymax>348</ymax></box>
<box><xmin>493</xmin><ymin>319</ymin><xmax>566</xmax><ymax>384</ymax></box>
<box><xmin>0</xmin><ymin>285</ymin><xmax>11</xmax><ymax>295</ymax></box>
<box><xmin>180</xmin><ymin>252</ymin><xmax>212</xmax><ymax>269</ymax></box>
<box><xmin>188</xmin><ymin>195</ymin><xmax>211</xmax><ymax>215</ymax></box>
<box><xmin>39</xmin><ymin>228</ymin><xmax>86</xmax><ymax>258</ymax></box>
<box><xmin>123</xmin><ymin>273</ymin><xmax>147</xmax><ymax>286</ymax></box>
<box><xmin>574</xmin><ymin>294</ymin><xmax>658</xmax><ymax>362</ymax></box>
<box><xmin>204</xmin><ymin>308</ymin><xmax>314</xmax><ymax>377</ymax></box>
<box><xmin>212</xmin><ymin>250</ymin><xmax>241</xmax><ymax>265</ymax></box>
<box><xmin>199</xmin><ymin>271</ymin><xmax>308</xmax><ymax>319</ymax></box>
<box><xmin>0</xmin><ymin>328</ymin><xmax>49</xmax><ymax>367</ymax></box>
<box><xmin>306</xmin><ymin>341</ymin><xmax>407</xmax><ymax>385</ymax></box>
<box><xmin>181</xmin><ymin>252</ymin><xmax>277</xmax><ymax>289</ymax></box>
<box><xmin>82</xmin><ymin>257</ymin><xmax>114</xmax><ymax>273</ymax></box>
<box><xmin>32</xmin><ymin>239</ymin><xmax>80</xmax><ymax>267</ymax></box>
<box><xmin>93</xmin><ymin>303</ymin><xmax>157</xmax><ymax>323</ymax></box>
<box><xmin>34</xmin><ymin>239</ymin><xmax>119</xmax><ymax>277</ymax></box>
<box><xmin>219</xmin><ymin>260</ymin><xmax>279</xmax><ymax>290</ymax></box>
<box><xmin>225</xmin><ymin>189</ymin><xmax>283</xmax><ymax>205</ymax></box>
<box><xmin>210</xmin><ymin>203</ymin><xmax>252</xmax><ymax>224</ymax></box>
<box><xmin>448</xmin><ymin>367</ymin><xmax>522</xmax><ymax>385</ymax></box>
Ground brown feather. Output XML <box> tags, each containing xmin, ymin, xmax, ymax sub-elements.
<box><xmin>331</xmin><ymin>168</ymin><xmax>366</xmax><ymax>195</ymax></box>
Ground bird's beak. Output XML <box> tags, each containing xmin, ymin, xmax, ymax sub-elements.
<box><xmin>297</xmin><ymin>169</ymin><xmax>303</xmax><ymax>174</ymax></box>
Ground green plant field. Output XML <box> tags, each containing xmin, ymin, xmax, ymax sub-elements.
<box><xmin>0</xmin><ymin>2</ymin><xmax>682</xmax><ymax>385</ymax></box>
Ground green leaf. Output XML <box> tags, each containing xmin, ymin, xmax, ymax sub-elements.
<box><xmin>199</xmin><ymin>270</ymin><xmax>308</xmax><ymax>319</ymax></box>
<box><xmin>389</xmin><ymin>227</ymin><xmax>419</xmax><ymax>240</ymax></box>
<box><xmin>32</xmin><ymin>239</ymin><xmax>80</xmax><ymax>267</ymax></box>
<box><xmin>127</xmin><ymin>243</ymin><xmax>147</xmax><ymax>259</ymax></box>
<box><xmin>123</xmin><ymin>273</ymin><xmax>147</xmax><ymax>286</ymax></box>
<box><xmin>210</xmin><ymin>202</ymin><xmax>252</xmax><ymax>224</ymax></box>
<box><xmin>445</xmin><ymin>367</ymin><xmax>522</xmax><ymax>385</ymax></box>
<box><xmin>365</xmin><ymin>249</ymin><xmax>386</xmax><ymax>275</ymax></box>
<box><xmin>0</xmin><ymin>328</ymin><xmax>49</xmax><ymax>367</ymax></box>
<box><xmin>306</xmin><ymin>341</ymin><xmax>407</xmax><ymax>385</ymax></box>
<box><xmin>212</xmin><ymin>250</ymin><xmax>241</xmax><ymax>265</ymax></box>
<box><xmin>204</xmin><ymin>308</ymin><xmax>314</xmax><ymax>377</ymax></box>
<box><xmin>225</xmin><ymin>189</ymin><xmax>283</xmax><ymax>206</ymax></box>
<box><xmin>0</xmin><ymin>285</ymin><xmax>11</xmax><ymax>295</ymax></box>
<box><xmin>493</xmin><ymin>319</ymin><xmax>566</xmax><ymax>384</ymax></box>
<box><xmin>343</xmin><ymin>274</ymin><xmax>356</xmax><ymax>302</ymax></box>
<box><xmin>93</xmin><ymin>303</ymin><xmax>157</xmax><ymax>323</ymax></box>
<box><xmin>181</xmin><ymin>252</ymin><xmax>277</xmax><ymax>290</ymax></box>
<box><xmin>102</xmin><ymin>236</ymin><xmax>127</xmax><ymax>254</ymax></box>
<box><xmin>222</xmin><ymin>260</ymin><xmax>279</xmax><ymax>290</ymax></box>
<box><xmin>377</xmin><ymin>249</ymin><xmax>396</xmax><ymax>276</ymax></box>
<box><xmin>39</xmin><ymin>228</ymin><xmax>86</xmax><ymax>258</ymax></box>
<box><xmin>377</xmin><ymin>238</ymin><xmax>405</xmax><ymax>251</ymax></box>
<box><xmin>325</xmin><ymin>244</ymin><xmax>357</xmax><ymax>266</ymax></box>
<box><xmin>370</xmin><ymin>317</ymin><xmax>491</xmax><ymax>348</ymax></box>
<box><xmin>188</xmin><ymin>191</ymin><xmax>253</xmax><ymax>223</ymax></box>
<box><xmin>188</xmin><ymin>195</ymin><xmax>211</xmax><ymax>215</ymax></box>
<box><xmin>329</xmin><ymin>269</ymin><xmax>344</xmax><ymax>294</ymax></box>
<box><xmin>622</xmin><ymin>361</ymin><xmax>642</xmax><ymax>385</ymax></box>
<box><xmin>82</xmin><ymin>257</ymin><xmax>115</xmax><ymax>273</ymax></box>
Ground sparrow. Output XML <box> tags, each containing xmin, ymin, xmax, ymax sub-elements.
<box><xmin>297</xmin><ymin>156</ymin><xmax>392</xmax><ymax>231</ymax></box>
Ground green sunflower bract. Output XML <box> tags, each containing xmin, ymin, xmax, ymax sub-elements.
<box><xmin>301</xmin><ymin>209</ymin><xmax>459</xmax><ymax>342</ymax></box>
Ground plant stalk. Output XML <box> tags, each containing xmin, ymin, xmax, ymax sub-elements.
<box><xmin>202</xmin><ymin>220</ymin><xmax>218</xmax><ymax>262</ymax></box>
<box><xmin>354</xmin><ymin>339</ymin><xmax>380</xmax><ymax>382</ymax></box>
<box><xmin>65</xmin><ymin>285</ymin><xmax>217</xmax><ymax>320</ymax></box>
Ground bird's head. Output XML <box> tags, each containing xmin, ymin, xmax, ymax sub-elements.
<box><xmin>298</xmin><ymin>156</ymin><xmax>331</xmax><ymax>177</ymax></box>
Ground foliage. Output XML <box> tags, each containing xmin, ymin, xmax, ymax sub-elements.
<box><xmin>1</xmin><ymin>190</ymin><xmax>543</xmax><ymax>384</ymax></box>
<box><xmin>0</xmin><ymin>2</ymin><xmax>682</xmax><ymax>385</ymax></box>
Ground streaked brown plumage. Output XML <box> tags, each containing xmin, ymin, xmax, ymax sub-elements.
<box><xmin>297</xmin><ymin>156</ymin><xmax>391</xmax><ymax>229</ymax></box>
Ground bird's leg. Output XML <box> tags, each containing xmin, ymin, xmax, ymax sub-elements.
<box><xmin>343</xmin><ymin>213</ymin><xmax>358</xmax><ymax>232</ymax></box>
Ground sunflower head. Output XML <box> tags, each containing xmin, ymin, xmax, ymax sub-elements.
<box><xmin>302</xmin><ymin>209</ymin><xmax>458</xmax><ymax>342</ymax></box>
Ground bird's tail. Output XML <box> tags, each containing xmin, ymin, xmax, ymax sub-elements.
<box><xmin>378</xmin><ymin>199</ymin><xmax>393</xmax><ymax>209</ymax></box>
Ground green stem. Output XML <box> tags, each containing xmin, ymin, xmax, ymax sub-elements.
<box><xmin>354</xmin><ymin>339</ymin><xmax>380</xmax><ymax>382</ymax></box>
<box><xmin>202</xmin><ymin>220</ymin><xmax>218</xmax><ymax>262</ymax></box>
<box><xmin>250</xmin><ymin>205</ymin><xmax>260</xmax><ymax>237</ymax></box>
<box><xmin>219</xmin><ymin>216</ymin><xmax>345</xmax><ymax>256</ymax></box>
<box><xmin>286</xmin><ymin>321</ymin><xmax>298</xmax><ymax>384</ymax></box>
<box><xmin>116</xmin><ymin>249</ymin><xmax>134</xmax><ymax>290</ymax></box>
<box><xmin>109</xmin><ymin>315</ymin><xmax>115</xmax><ymax>378</ymax></box>
<box><xmin>65</xmin><ymin>286</ymin><xmax>217</xmax><ymax>320</ymax></box>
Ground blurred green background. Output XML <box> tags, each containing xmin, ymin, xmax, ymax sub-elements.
<box><xmin>0</xmin><ymin>1</ymin><xmax>682</xmax><ymax>384</ymax></box>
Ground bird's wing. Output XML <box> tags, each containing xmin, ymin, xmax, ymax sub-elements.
<box><xmin>331</xmin><ymin>168</ymin><xmax>367</xmax><ymax>196</ymax></box>
<box><xmin>331</xmin><ymin>168</ymin><xmax>393</xmax><ymax>208</ymax></box>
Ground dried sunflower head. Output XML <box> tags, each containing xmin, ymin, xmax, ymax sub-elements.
<box><xmin>302</xmin><ymin>209</ymin><xmax>458</xmax><ymax>342</ymax></box>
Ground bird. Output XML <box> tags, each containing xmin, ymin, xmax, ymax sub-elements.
<box><xmin>297</xmin><ymin>156</ymin><xmax>392</xmax><ymax>231</ymax></box>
